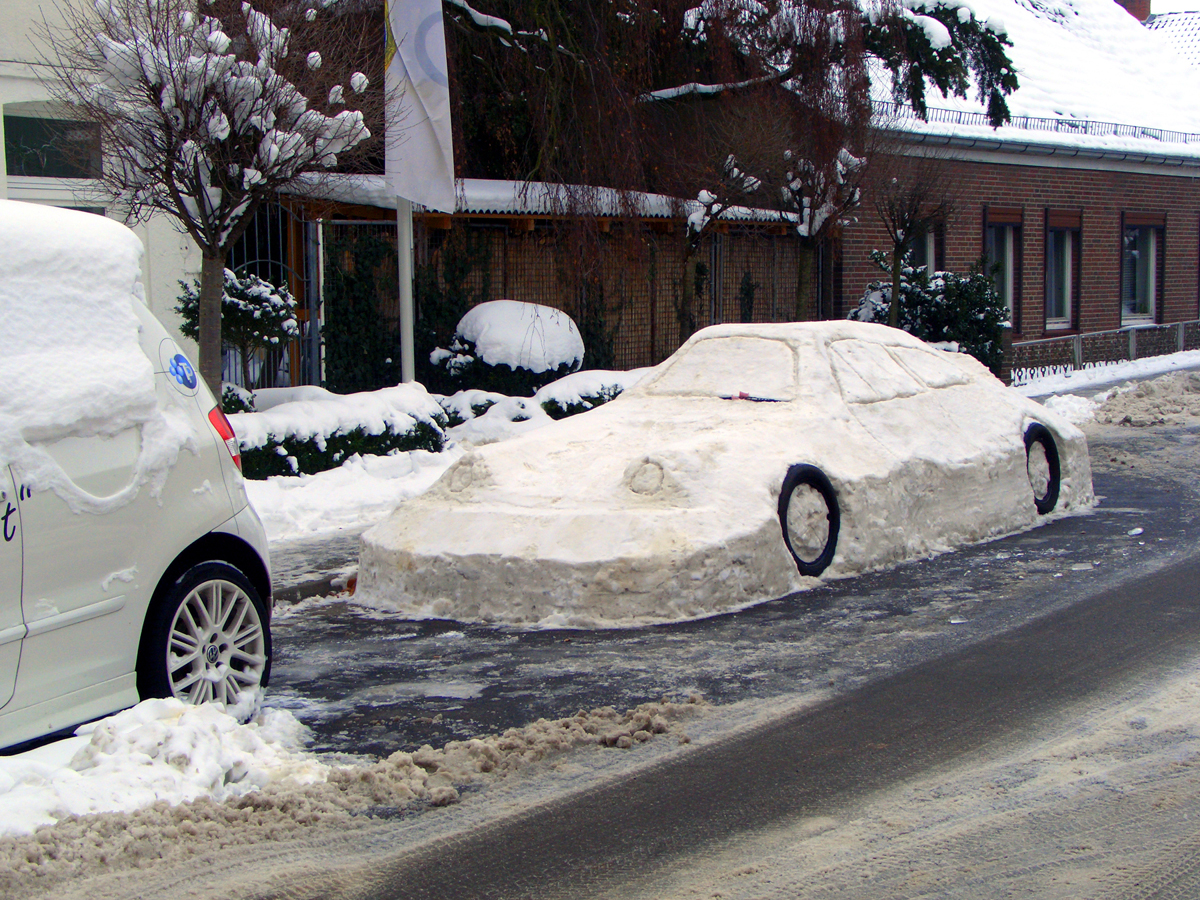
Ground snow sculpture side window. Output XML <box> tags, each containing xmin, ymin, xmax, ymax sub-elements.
<box><xmin>887</xmin><ymin>346</ymin><xmax>971</xmax><ymax>389</ymax></box>
<box><xmin>829</xmin><ymin>339</ymin><xmax>924</xmax><ymax>404</ymax></box>
<box><xmin>647</xmin><ymin>337</ymin><xmax>797</xmax><ymax>400</ymax></box>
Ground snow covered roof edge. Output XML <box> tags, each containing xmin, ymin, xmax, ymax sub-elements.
<box><xmin>288</xmin><ymin>174</ymin><xmax>803</xmax><ymax>224</ymax></box>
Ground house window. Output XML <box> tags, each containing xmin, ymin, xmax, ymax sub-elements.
<box><xmin>3</xmin><ymin>115</ymin><xmax>101</xmax><ymax>179</ymax></box>
<box><xmin>1045</xmin><ymin>211</ymin><xmax>1081</xmax><ymax>330</ymax></box>
<box><xmin>1121</xmin><ymin>216</ymin><xmax>1163</xmax><ymax>324</ymax></box>
<box><xmin>984</xmin><ymin>207</ymin><xmax>1022</xmax><ymax>328</ymax></box>
<box><xmin>909</xmin><ymin>223</ymin><xmax>943</xmax><ymax>274</ymax></box>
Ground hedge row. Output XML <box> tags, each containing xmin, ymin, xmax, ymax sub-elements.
<box><xmin>241</xmin><ymin>420</ymin><xmax>446</xmax><ymax>479</ymax></box>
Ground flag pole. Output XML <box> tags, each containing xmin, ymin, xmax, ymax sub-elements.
<box><xmin>397</xmin><ymin>197</ymin><xmax>415</xmax><ymax>383</ymax></box>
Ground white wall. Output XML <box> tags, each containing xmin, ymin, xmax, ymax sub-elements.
<box><xmin>0</xmin><ymin>1</ymin><xmax>201</xmax><ymax>359</ymax></box>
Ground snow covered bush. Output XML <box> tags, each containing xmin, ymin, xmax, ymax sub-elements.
<box><xmin>176</xmin><ymin>269</ymin><xmax>299</xmax><ymax>393</ymax></box>
<box><xmin>222</xmin><ymin>383</ymin><xmax>256</xmax><ymax>414</ymax></box>
<box><xmin>849</xmin><ymin>251</ymin><xmax>1010</xmax><ymax>375</ymax></box>
<box><xmin>230</xmin><ymin>385</ymin><xmax>448</xmax><ymax>479</ymax></box>
<box><xmin>430</xmin><ymin>300</ymin><xmax>585</xmax><ymax>396</ymax></box>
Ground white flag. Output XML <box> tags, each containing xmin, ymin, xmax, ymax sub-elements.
<box><xmin>386</xmin><ymin>0</ymin><xmax>456</xmax><ymax>213</ymax></box>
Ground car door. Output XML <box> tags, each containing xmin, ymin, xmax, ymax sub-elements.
<box><xmin>14</xmin><ymin>426</ymin><xmax>149</xmax><ymax>704</ymax></box>
<box><xmin>0</xmin><ymin>466</ymin><xmax>23</xmax><ymax>709</ymax></box>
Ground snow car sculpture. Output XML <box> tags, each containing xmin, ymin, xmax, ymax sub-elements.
<box><xmin>357</xmin><ymin>321</ymin><xmax>1092</xmax><ymax>627</ymax></box>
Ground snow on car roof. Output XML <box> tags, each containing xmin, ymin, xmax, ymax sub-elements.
<box><xmin>0</xmin><ymin>201</ymin><xmax>152</xmax><ymax>442</ymax></box>
<box><xmin>0</xmin><ymin>201</ymin><xmax>195</xmax><ymax>510</ymax></box>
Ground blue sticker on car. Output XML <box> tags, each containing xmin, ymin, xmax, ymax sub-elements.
<box><xmin>169</xmin><ymin>353</ymin><xmax>198</xmax><ymax>390</ymax></box>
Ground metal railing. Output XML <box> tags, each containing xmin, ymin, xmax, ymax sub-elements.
<box><xmin>875</xmin><ymin>102</ymin><xmax>1200</xmax><ymax>148</ymax></box>
<box><xmin>1010</xmin><ymin>320</ymin><xmax>1200</xmax><ymax>386</ymax></box>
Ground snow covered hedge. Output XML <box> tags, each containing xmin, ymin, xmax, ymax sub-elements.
<box><xmin>230</xmin><ymin>384</ymin><xmax>448</xmax><ymax>479</ymax></box>
<box><xmin>430</xmin><ymin>300</ymin><xmax>585</xmax><ymax>396</ymax></box>
<box><xmin>849</xmin><ymin>251</ymin><xmax>1009</xmax><ymax>375</ymax></box>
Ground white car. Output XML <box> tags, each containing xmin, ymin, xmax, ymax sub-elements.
<box><xmin>0</xmin><ymin>201</ymin><xmax>271</xmax><ymax>750</ymax></box>
<box><xmin>358</xmin><ymin>321</ymin><xmax>1093</xmax><ymax>628</ymax></box>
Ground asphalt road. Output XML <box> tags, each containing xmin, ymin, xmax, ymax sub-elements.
<box><xmin>317</xmin><ymin>548</ymin><xmax>1200</xmax><ymax>900</ymax></box>
<box><xmin>251</xmin><ymin>422</ymin><xmax>1200</xmax><ymax>900</ymax></box>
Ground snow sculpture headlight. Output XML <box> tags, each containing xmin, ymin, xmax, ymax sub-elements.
<box><xmin>446</xmin><ymin>455</ymin><xmax>489</xmax><ymax>493</ymax></box>
<box><xmin>628</xmin><ymin>460</ymin><xmax>665</xmax><ymax>496</ymax></box>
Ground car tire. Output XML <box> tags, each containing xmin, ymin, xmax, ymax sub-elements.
<box><xmin>137</xmin><ymin>561</ymin><xmax>271</xmax><ymax>708</ymax></box>
<box><xmin>1024</xmin><ymin>423</ymin><xmax>1061</xmax><ymax>515</ymax></box>
<box><xmin>779</xmin><ymin>464</ymin><xmax>840</xmax><ymax>577</ymax></box>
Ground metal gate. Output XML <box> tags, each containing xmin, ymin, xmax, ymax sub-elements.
<box><xmin>224</xmin><ymin>201</ymin><xmax>322</xmax><ymax>388</ymax></box>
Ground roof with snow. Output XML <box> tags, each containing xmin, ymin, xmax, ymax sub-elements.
<box><xmin>290</xmin><ymin>174</ymin><xmax>804</xmax><ymax>224</ymax></box>
<box><xmin>1146</xmin><ymin>11</ymin><xmax>1200</xmax><ymax>66</ymax></box>
<box><xmin>879</xmin><ymin>0</ymin><xmax>1200</xmax><ymax>162</ymax></box>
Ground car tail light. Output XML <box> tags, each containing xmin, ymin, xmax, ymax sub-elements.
<box><xmin>208</xmin><ymin>407</ymin><xmax>242</xmax><ymax>471</ymax></box>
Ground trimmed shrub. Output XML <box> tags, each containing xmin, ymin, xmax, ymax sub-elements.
<box><xmin>241</xmin><ymin>420</ymin><xmax>446</xmax><ymax>479</ymax></box>
<box><xmin>541</xmin><ymin>384</ymin><xmax>625</xmax><ymax>420</ymax></box>
<box><xmin>849</xmin><ymin>251</ymin><xmax>1009</xmax><ymax>375</ymax></box>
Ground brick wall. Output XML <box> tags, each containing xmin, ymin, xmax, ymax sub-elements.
<box><xmin>839</xmin><ymin>155</ymin><xmax>1200</xmax><ymax>341</ymax></box>
<box><xmin>417</xmin><ymin>218</ymin><xmax>813</xmax><ymax>370</ymax></box>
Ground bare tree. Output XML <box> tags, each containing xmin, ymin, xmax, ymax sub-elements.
<box><xmin>38</xmin><ymin>0</ymin><xmax>385</xmax><ymax>392</ymax></box>
<box><xmin>867</xmin><ymin>145</ymin><xmax>956</xmax><ymax>327</ymax></box>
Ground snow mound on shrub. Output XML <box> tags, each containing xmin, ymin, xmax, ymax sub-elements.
<box><xmin>455</xmin><ymin>300</ymin><xmax>585</xmax><ymax>373</ymax></box>
<box><xmin>229</xmin><ymin>383</ymin><xmax>446</xmax><ymax>450</ymax></box>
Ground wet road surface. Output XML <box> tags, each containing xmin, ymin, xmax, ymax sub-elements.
<box><xmin>266</xmin><ymin>424</ymin><xmax>1200</xmax><ymax>758</ymax></box>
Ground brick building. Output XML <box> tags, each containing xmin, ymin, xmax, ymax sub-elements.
<box><xmin>835</xmin><ymin>0</ymin><xmax>1200</xmax><ymax>375</ymax></box>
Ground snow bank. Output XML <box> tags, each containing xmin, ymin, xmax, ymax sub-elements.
<box><xmin>441</xmin><ymin>368</ymin><xmax>651</xmax><ymax>447</ymax></box>
<box><xmin>0</xmin><ymin>201</ymin><xmax>197</xmax><ymax>511</ymax></box>
<box><xmin>1094</xmin><ymin>371</ymin><xmax>1200</xmax><ymax>426</ymax></box>
<box><xmin>452</xmin><ymin>300</ymin><xmax>584</xmax><ymax>373</ymax></box>
<box><xmin>229</xmin><ymin>382</ymin><xmax>446</xmax><ymax>451</ymax></box>
<box><xmin>0</xmin><ymin>699</ymin><xmax>326</xmax><ymax>839</ymax></box>
<box><xmin>0</xmin><ymin>698</ymin><xmax>701</xmax><ymax>890</ymax></box>
<box><xmin>241</xmin><ymin>369</ymin><xmax>647</xmax><ymax>540</ymax></box>
<box><xmin>246</xmin><ymin>448</ymin><xmax>461</xmax><ymax>542</ymax></box>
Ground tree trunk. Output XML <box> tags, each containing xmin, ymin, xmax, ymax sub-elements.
<box><xmin>677</xmin><ymin>252</ymin><xmax>700</xmax><ymax>347</ymax></box>
<box><xmin>239</xmin><ymin>341</ymin><xmax>253</xmax><ymax>393</ymax></box>
<box><xmin>198</xmin><ymin>253</ymin><xmax>225</xmax><ymax>395</ymax></box>
<box><xmin>794</xmin><ymin>243</ymin><xmax>814</xmax><ymax>321</ymax></box>
<box><xmin>888</xmin><ymin>248</ymin><xmax>903</xmax><ymax>329</ymax></box>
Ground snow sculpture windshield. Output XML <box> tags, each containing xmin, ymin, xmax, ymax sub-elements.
<box><xmin>647</xmin><ymin>337</ymin><xmax>797</xmax><ymax>400</ymax></box>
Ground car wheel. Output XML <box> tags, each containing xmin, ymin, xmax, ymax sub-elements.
<box><xmin>138</xmin><ymin>562</ymin><xmax>271</xmax><ymax>707</ymax></box>
<box><xmin>779</xmin><ymin>464</ymin><xmax>840</xmax><ymax>577</ymax></box>
<box><xmin>1024</xmin><ymin>424</ymin><xmax>1061</xmax><ymax>515</ymax></box>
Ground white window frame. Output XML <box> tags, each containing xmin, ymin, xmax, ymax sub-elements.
<box><xmin>1045</xmin><ymin>227</ymin><xmax>1075</xmax><ymax>331</ymax></box>
<box><xmin>1121</xmin><ymin>224</ymin><xmax>1159</xmax><ymax>324</ymax></box>
<box><xmin>986</xmin><ymin>223</ymin><xmax>1018</xmax><ymax>322</ymax></box>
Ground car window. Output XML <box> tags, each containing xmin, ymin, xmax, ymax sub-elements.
<box><xmin>887</xmin><ymin>346</ymin><xmax>972</xmax><ymax>389</ymax></box>
<box><xmin>829</xmin><ymin>339</ymin><xmax>924</xmax><ymax>404</ymax></box>
<box><xmin>646</xmin><ymin>336</ymin><xmax>797</xmax><ymax>400</ymax></box>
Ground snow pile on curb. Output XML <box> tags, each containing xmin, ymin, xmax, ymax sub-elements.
<box><xmin>0</xmin><ymin>699</ymin><xmax>702</xmax><ymax>891</ymax></box>
<box><xmin>243</xmin><ymin>447</ymin><xmax>462</xmax><ymax>542</ymax></box>
<box><xmin>1094</xmin><ymin>371</ymin><xmax>1200</xmax><ymax>427</ymax></box>
<box><xmin>0</xmin><ymin>699</ymin><xmax>327</xmax><ymax>839</ymax></box>
<box><xmin>1040</xmin><ymin>393</ymin><xmax>1101</xmax><ymax>427</ymax></box>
